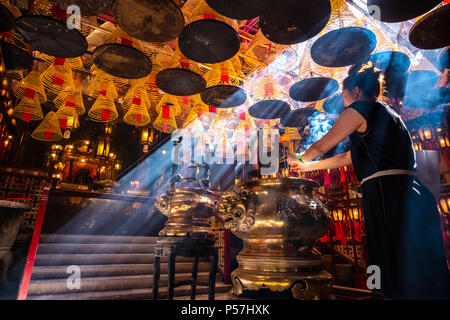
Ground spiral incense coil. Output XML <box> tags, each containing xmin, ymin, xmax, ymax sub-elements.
<box><xmin>39</xmin><ymin>53</ymin><xmax>84</xmax><ymax>70</ymax></box>
<box><xmin>53</xmin><ymin>88</ymin><xmax>85</xmax><ymax>115</ymax></box>
<box><xmin>104</xmin><ymin>26</ymin><xmax>144</xmax><ymax>52</ymax></box>
<box><xmin>13</xmin><ymin>95</ymin><xmax>44</xmax><ymax>122</ymax></box>
<box><xmin>55</xmin><ymin>104</ymin><xmax>79</xmax><ymax>130</ymax></box>
<box><xmin>31</xmin><ymin>111</ymin><xmax>63</xmax><ymax>141</ymax></box>
<box><xmin>123</xmin><ymin>96</ymin><xmax>151</xmax><ymax>126</ymax></box>
<box><xmin>88</xmin><ymin>94</ymin><xmax>118</xmax><ymax>122</ymax></box>
<box><xmin>12</xmin><ymin>70</ymin><xmax>47</xmax><ymax>103</ymax></box>
<box><xmin>84</xmin><ymin>75</ymin><xmax>118</xmax><ymax>99</ymax></box>
<box><xmin>185</xmin><ymin>0</ymin><xmax>239</xmax><ymax>29</ymax></box>
<box><xmin>90</xmin><ymin>64</ymin><xmax>129</xmax><ymax>89</ymax></box>
<box><xmin>167</xmin><ymin>49</ymin><xmax>210</xmax><ymax>78</ymax></box>
<box><xmin>153</xmin><ymin>94</ymin><xmax>182</xmax><ymax>133</ymax></box>
<box><xmin>40</xmin><ymin>58</ymin><xmax>76</xmax><ymax>94</ymax></box>
<box><xmin>122</xmin><ymin>83</ymin><xmax>151</xmax><ymax>111</ymax></box>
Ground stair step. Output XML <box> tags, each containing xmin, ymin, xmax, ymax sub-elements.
<box><xmin>37</xmin><ymin>243</ymin><xmax>156</xmax><ymax>254</ymax></box>
<box><xmin>28</xmin><ymin>273</ymin><xmax>223</xmax><ymax>295</ymax></box>
<box><xmin>27</xmin><ymin>283</ymin><xmax>232</xmax><ymax>300</ymax></box>
<box><xmin>34</xmin><ymin>254</ymin><xmax>195</xmax><ymax>266</ymax></box>
<box><xmin>31</xmin><ymin>262</ymin><xmax>212</xmax><ymax>279</ymax></box>
<box><xmin>38</xmin><ymin>234</ymin><xmax>157</xmax><ymax>244</ymax></box>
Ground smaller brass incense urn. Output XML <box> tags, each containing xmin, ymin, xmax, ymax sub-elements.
<box><xmin>218</xmin><ymin>177</ymin><xmax>333</xmax><ymax>300</ymax></box>
<box><xmin>155</xmin><ymin>162</ymin><xmax>218</xmax><ymax>239</ymax></box>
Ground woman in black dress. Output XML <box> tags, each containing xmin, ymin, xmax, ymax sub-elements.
<box><xmin>288</xmin><ymin>65</ymin><xmax>449</xmax><ymax>299</ymax></box>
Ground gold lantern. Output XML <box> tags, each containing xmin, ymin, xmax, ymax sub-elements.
<box><xmin>121</xmin><ymin>83</ymin><xmax>151</xmax><ymax>111</ymax></box>
<box><xmin>13</xmin><ymin>96</ymin><xmax>44</xmax><ymax>122</ymax></box>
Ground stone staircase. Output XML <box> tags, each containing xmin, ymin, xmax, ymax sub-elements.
<box><xmin>26</xmin><ymin>234</ymin><xmax>231</xmax><ymax>300</ymax></box>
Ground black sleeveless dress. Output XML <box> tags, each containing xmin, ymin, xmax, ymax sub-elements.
<box><xmin>348</xmin><ymin>100</ymin><xmax>449</xmax><ymax>300</ymax></box>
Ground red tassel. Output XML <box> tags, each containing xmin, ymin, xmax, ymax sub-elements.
<box><xmin>99</xmin><ymin>90</ymin><xmax>107</xmax><ymax>97</ymax></box>
<box><xmin>203</xmin><ymin>14</ymin><xmax>216</xmax><ymax>20</ymax></box>
<box><xmin>163</xmin><ymin>122</ymin><xmax>168</xmax><ymax>132</ymax></box>
<box><xmin>220</xmin><ymin>68</ymin><xmax>229</xmax><ymax>83</ymax></box>
<box><xmin>324</xmin><ymin>170</ymin><xmax>331</xmax><ymax>190</ymax></box>
<box><xmin>52</xmin><ymin>75</ymin><xmax>65</xmax><ymax>86</ymax></box>
<box><xmin>239</xmin><ymin>111</ymin><xmax>246</xmax><ymax>121</ymax></box>
<box><xmin>180</xmin><ymin>56</ymin><xmax>190</xmax><ymax>68</ymax></box>
<box><xmin>101</xmin><ymin>109</ymin><xmax>111</xmax><ymax>121</ymax></box>
<box><xmin>162</xmin><ymin>105</ymin><xmax>171</xmax><ymax>119</ymax></box>
<box><xmin>182</xmin><ymin>96</ymin><xmax>189</xmax><ymax>104</ymax></box>
<box><xmin>121</xmin><ymin>38</ymin><xmax>133</xmax><ymax>46</ymax></box>
<box><xmin>44</xmin><ymin>129</ymin><xmax>54</xmax><ymax>139</ymax></box>
<box><xmin>50</xmin><ymin>5</ymin><xmax>67</xmax><ymax>21</ymax></box>
<box><xmin>264</xmin><ymin>83</ymin><xmax>274</xmax><ymax>97</ymax></box>
<box><xmin>65</xmin><ymin>100</ymin><xmax>75</xmax><ymax>107</ymax></box>
<box><xmin>136</xmin><ymin>113</ymin><xmax>142</xmax><ymax>123</ymax></box>
<box><xmin>132</xmin><ymin>97</ymin><xmax>142</xmax><ymax>106</ymax></box>
<box><xmin>245</xmin><ymin>126</ymin><xmax>250</xmax><ymax>138</ymax></box>
<box><xmin>53</xmin><ymin>57</ymin><xmax>66</xmax><ymax>66</ymax></box>
<box><xmin>24</xmin><ymin>88</ymin><xmax>36</xmax><ymax>99</ymax></box>
<box><xmin>264</xmin><ymin>119</ymin><xmax>270</xmax><ymax>125</ymax></box>
<box><xmin>21</xmin><ymin>111</ymin><xmax>32</xmax><ymax>123</ymax></box>
<box><xmin>208</xmin><ymin>106</ymin><xmax>216</xmax><ymax>113</ymax></box>
<box><xmin>59</xmin><ymin>118</ymin><xmax>68</xmax><ymax>129</ymax></box>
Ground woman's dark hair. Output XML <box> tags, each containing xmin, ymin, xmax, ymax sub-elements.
<box><xmin>343</xmin><ymin>63</ymin><xmax>386</xmax><ymax>100</ymax></box>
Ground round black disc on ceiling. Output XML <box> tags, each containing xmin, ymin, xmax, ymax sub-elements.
<box><xmin>93</xmin><ymin>43</ymin><xmax>152</xmax><ymax>79</ymax></box>
<box><xmin>322</xmin><ymin>94</ymin><xmax>345</xmax><ymax>115</ymax></box>
<box><xmin>311</xmin><ymin>27</ymin><xmax>377</xmax><ymax>68</ymax></box>
<box><xmin>200</xmin><ymin>85</ymin><xmax>247</xmax><ymax>108</ymax></box>
<box><xmin>438</xmin><ymin>47</ymin><xmax>449</xmax><ymax>72</ymax></box>
<box><xmin>15</xmin><ymin>15</ymin><xmax>88</xmax><ymax>58</ymax></box>
<box><xmin>367</xmin><ymin>0</ymin><xmax>441</xmax><ymax>23</ymax></box>
<box><xmin>156</xmin><ymin>68</ymin><xmax>206</xmax><ymax>96</ymax></box>
<box><xmin>206</xmin><ymin>0</ymin><xmax>268</xmax><ymax>20</ymax></box>
<box><xmin>259</xmin><ymin>0</ymin><xmax>331</xmax><ymax>45</ymax></box>
<box><xmin>281</xmin><ymin>107</ymin><xmax>320</xmax><ymax>128</ymax></box>
<box><xmin>113</xmin><ymin>0</ymin><xmax>184</xmax><ymax>43</ymax></box>
<box><xmin>403</xmin><ymin>70</ymin><xmax>439</xmax><ymax>99</ymax></box>
<box><xmin>409</xmin><ymin>5</ymin><xmax>450</xmax><ymax>50</ymax></box>
<box><xmin>349</xmin><ymin>51</ymin><xmax>411</xmax><ymax>76</ymax></box>
<box><xmin>289</xmin><ymin>77</ymin><xmax>339</xmax><ymax>102</ymax></box>
<box><xmin>0</xmin><ymin>41</ymin><xmax>33</xmax><ymax>72</ymax></box>
<box><xmin>249</xmin><ymin>100</ymin><xmax>291</xmax><ymax>120</ymax></box>
<box><xmin>178</xmin><ymin>19</ymin><xmax>241</xmax><ymax>64</ymax></box>
<box><xmin>49</xmin><ymin>0</ymin><xmax>114</xmax><ymax>16</ymax></box>
<box><xmin>0</xmin><ymin>3</ymin><xmax>15</xmax><ymax>32</ymax></box>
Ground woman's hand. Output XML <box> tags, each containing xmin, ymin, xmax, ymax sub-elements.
<box><xmin>287</xmin><ymin>153</ymin><xmax>310</xmax><ymax>172</ymax></box>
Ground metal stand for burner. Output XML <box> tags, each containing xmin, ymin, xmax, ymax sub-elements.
<box><xmin>152</xmin><ymin>237</ymin><xmax>218</xmax><ymax>300</ymax></box>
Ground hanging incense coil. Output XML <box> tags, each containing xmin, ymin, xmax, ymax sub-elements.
<box><xmin>123</xmin><ymin>96</ymin><xmax>151</xmax><ymax>126</ymax></box>
<box><xmin>153</xmin><ymin>94</ymin><xmax>182</xmax><ymax>133</ymax></box>
<box><xmin>201</xmin><ymin>60</ymin><xmax>247</xmax><ymax>108</ymax></box>
<box><xmin>55</xmin><ymin>104</ymin><xmax>79</xmax><ymax>130</ymax></box>
<box><xmin>40</xmin><ymin>58</ymin><xmax>76</xmax><ymax>94</ymax></box>
<box><xmin>186</xmin><ymin>0</ymin><xmax>239</xmax><ymax>28</ymax></box>
<box><xmin>31</xmin><ymin>111</ymin><xmax>63</xmax><ymax>141</ymax></box>
<box><xmin>207</xmin><ymin>108</ymin><xmax>237</xmax><ymax>142</ymax></box>
<box><xmin>122</xmin><ymin>83</ymin><xmax>151</xmax><ymax>111</ymax></box>
<box><xmin>53</xmin><ymin>88</ymin><xmax>85</xmax><ymax>115</ymax></box>
<box><xmin>84</xmin><ymin>76</ymin><xmax>118</xmax><ymax>100</ymax></box>
<box><xmin>230</xmin><ymin>110</ymin><xmax>257</xmax><ymax>145</ymax></box>
<box><xmin>13</xmin><ymin>96</ymin><xmax>44</xmax><ymax>122</ymax></box>
<box><xmin>184</xmin><ymin>95</ymin><xmax>211</xmax><ymax>126</ymax></box>
<box><xmin>12</xmin><ymin>70</ymin><xmax>47</xmax><ymax>103</ymax></box>
<box><xmin>39</xmin><ymin>53</ymin><xmax>84</xmax><ymax>70</ymax></box>
<box><xmin>167</xmin><ymin>49</ymin><xmax>210</xmax><ymax>79</ymax></box>
<box><xmin>249</xmin><ymin>75</ymin><xmax>291</xmax><ymax>120</ymax></box>
<box><xmin>104</xmin><ymin>26</ymin><xmax>144</xmax><ymax>52</ymax></box>
<box><xmin>91</xmin><ymin>65</ymin><xmax>129</xmax><ymax>89</ymax></box>
<box><xmin>88</xmin><ymin>95</ymin><xmax>119</xmax><ymax>122</ymax></box>
<box><xmin>205</xmin><ymin>0</ymin><xmax>267</xmax><ymax>20</ymax></box>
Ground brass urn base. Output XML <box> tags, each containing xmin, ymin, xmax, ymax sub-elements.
<box><xmin>231</xmin><ymin>253</ymin><xmax>332</xmax><ymax>300</ymax></box>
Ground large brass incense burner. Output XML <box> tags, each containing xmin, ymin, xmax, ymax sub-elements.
<box><xmin>218</xmin><ymin>177</ymin><xmax>333</xmax><ymax>300</ymax></box>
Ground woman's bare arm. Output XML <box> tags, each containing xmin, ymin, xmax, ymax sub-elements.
<box><xmin>288</xmin><ymin>151</ymin><xmax>352</xmax><ymax>171</ymax></box>
<box><xmin>301</xmin><ymin>108</ymin><xmax>366</xmax><ymax>162</ymax></box>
